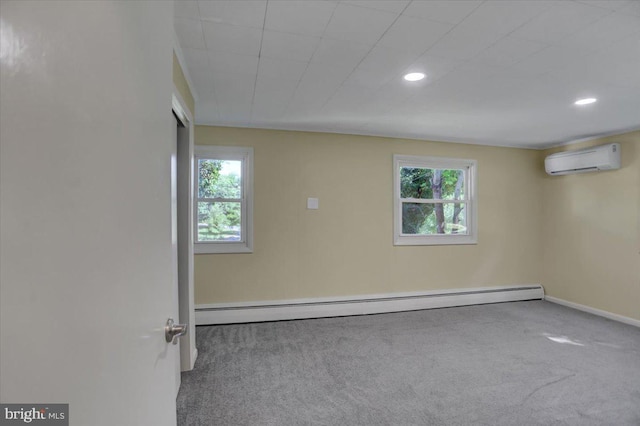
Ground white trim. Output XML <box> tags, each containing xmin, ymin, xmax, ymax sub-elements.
<box><xmin>172</xmin><ymin>92</ymin><xmax>189</xmax><ymax>126</ymax></box>
<box><xmin>191</xmin><ymin>122</ymin><xmax>640</xmax><ymax>151</ymax></box>
<box><xmin>194</xmin><ymin>241</ymin><xmax>253</xmax><ymax>254</ymax></box>
<box><xmin>393</xmin><ymin>155</ymin><xmax>478</xmax><ymax>246</ymax></box>
<box><xmin>539</xmin><ymin>124</ymin><xmax>640</xmax><ymax>150</ymax></box>
<box><xmin>544</xmin><ymin>296</ymin><xmax>640</xmax><ymax>328</ymax></box>
<box><xmin>196</xmin><ymin>285</ymin><xmax>543</xmax><ymax>325</ymax></box>
<box><xmin>173</xmin><ymin>28</ymin><xmax>198</xmax><ymax>103</ymax></box>
<box><xmin>190</xmin><ymin>348</ymin><xmax>198</xmax><ymax>370</ymax></box>
<box><xmin>172</xmin><ymin>85</ymin><xmax>197</xmax><ymax>373</ymax></box>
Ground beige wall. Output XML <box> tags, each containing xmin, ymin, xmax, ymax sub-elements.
<box><xmin>540</xmin><ymin>131</ymin><xmax>640</xmax><ymax>321</ymax></box>
<box><xmin>172</xmin><ymin>52</ymin><xmax>195</xmax><ymax>116</ymax></box>
<box><xmin>195</xmin><ymin>126</ymin><xmax>543</xmax><ymax>304</ymax></box>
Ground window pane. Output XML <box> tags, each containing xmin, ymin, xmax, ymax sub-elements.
<box><xmin>197</xmin><ymin>201</ymin><xmax>241</xmax><ymax>242</ymax></box>
<box><xmin>402</xmin><ymin>202</ymin><xmax>467</xmax><ymax>235</ymax></box>
<box><xmin>198</xmin><ymin>159</ymin><xmax>242</xmax><ymax>199</ymax></box>
<box><xmin>400</xmin><ymin>168</ymin><xmax>464</xmax><ymax>200</ymax></box>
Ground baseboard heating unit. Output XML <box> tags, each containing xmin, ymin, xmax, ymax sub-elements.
<box><xmin>195</xmin><ymin>285</ymin><xmax>544</xmax><ymax>325</ymax></box>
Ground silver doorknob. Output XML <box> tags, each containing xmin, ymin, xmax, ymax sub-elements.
<box><xmin>165</xmin><ymin>318</ymin><xmax>187</xmax><ymax>345</ymax></box>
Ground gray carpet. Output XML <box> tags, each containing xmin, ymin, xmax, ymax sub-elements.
<box><xmin>177</xmin><ymin>301</ymin><xmax>640</xmax><ymax>425</ymax></box>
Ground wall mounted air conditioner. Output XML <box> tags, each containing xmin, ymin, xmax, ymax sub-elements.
<box><xmin>545</xmin><ymin>143</ymin><xmax>620</xmax><ymax>175</ymax></box>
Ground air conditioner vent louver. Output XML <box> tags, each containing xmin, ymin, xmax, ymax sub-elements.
<box><xmin>545</xmin><ymin>143</ymin><xmax>620</xmax><ymax>176</ymax></box>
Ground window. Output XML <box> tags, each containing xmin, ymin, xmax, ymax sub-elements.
<box><xmin>194</xmin><ymin>146</ymin><xmax>253</xmax><ymax>254</ymax></box>
<box><xmin>393</xmin><ymin>155</ymin><xmax>477</xmax><ymax>246</ymax></box>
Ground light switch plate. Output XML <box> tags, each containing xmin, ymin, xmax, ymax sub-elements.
<box><xmin>307</xmin><ymin>198</ymin><xmax>319</xmax><ymax>209</ymax></box>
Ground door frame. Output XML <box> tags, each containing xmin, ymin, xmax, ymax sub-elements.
<box><xmin>172</xmin><ymin>87</ymin><xmax>197</xmax><ymax>371</ymax></box>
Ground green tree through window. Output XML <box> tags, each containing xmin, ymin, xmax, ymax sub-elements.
<box><xmin>194</xmin><ymin>145</ymin><xmax>253</xmax><ymax>254</ymax></box>
<box><xmin>400</xmin><ymin>168</ymin><xmax>465</xmax><ymax>235</ymax></box>
<box><xmin>394</xmin><ymin>155</ymin><xmax>476</xmax><ymax>246</ymax></box>
<box><xmin>197</xmin><ymin>159</ymin><xmax>242</xmax><ymax>242</ymax></box>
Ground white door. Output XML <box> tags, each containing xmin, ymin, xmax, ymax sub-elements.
<box><xmin>0</xmin><ymin>2</ymin><xmax>179</xmax><ymax>425</ymax></box>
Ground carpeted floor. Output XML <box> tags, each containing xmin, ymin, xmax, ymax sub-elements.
<box><xmin>177</xmin><ymin>301</ymin><xmax>640</xmax><ymax>425</ymax></box>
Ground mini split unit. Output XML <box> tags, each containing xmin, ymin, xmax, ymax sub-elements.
<box><xmin>545</xmin><ymin>143</ymin><xmax>621</xmax><ymax>175</ymax></box>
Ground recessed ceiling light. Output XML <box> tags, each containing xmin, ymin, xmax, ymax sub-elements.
<box><xmin>574</xmin><ymin>97</ymin><xmax>597</xmax><ymax>105</ymax></box>
<box><xmin>404</xmin><ymin>72</ymin><xmax>425</xmax><ymax>82</ymax></box>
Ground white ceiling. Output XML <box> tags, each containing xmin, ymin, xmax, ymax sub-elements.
<box><xmin>174</xmin><ymin>0</ymin><xmax>640</xmax><ymax>148</ymax></box>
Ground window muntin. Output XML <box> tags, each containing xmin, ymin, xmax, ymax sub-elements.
<box><xmin>195</xmin><ymin>146</ymin><xmax>253</xmax><ymax>253</ymax></box>
<box><xmin>394</xmin><ymin>155</ymin><xmax>477</xmax><ymax>246</ymax></box>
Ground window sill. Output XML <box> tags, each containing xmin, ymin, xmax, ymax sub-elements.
<box><xmin>394</xmin><ymin>235</ymin><xmax>477</xmax><ymax>246</ymax></box>
<box><xmin>194</xmin><ymin>243</ymin><xmax>253</xmax><ymax>254</ymax></box>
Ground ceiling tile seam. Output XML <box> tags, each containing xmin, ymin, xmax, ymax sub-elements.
<box><xmin>253</xmin><ymin>19</ymin><xmax>502</xmax><ymax>50</ymax></box>
<box><xmin>313</xmin><ymin>1</ymin><xmax>416</xmax><ymax>115</ymax></box>
<box><xmin>459</xmin><ymin>5</ymin><xmax>552</xmax><ymax>61</ymax></box>
<box><xmin>504</xmin><ymin>8</ymin><xmax>617</xmax><ymax>78</ymax></box>
<box><xmin>197</xmin><ymin>17</ymin><xmax>264</xmax><ymax>30</ymax></box>
<box><xmin>196</xmin><ymin>17</ymin><xmax>207</xmax><ymax>52</ymax></box>
<box><xmin>418</xmin><ymin>0</ymin><xmax>485</xmax><ymax>50</ymax></box>
<box><xmin>509</xmin><ymin>5</ymin><xmax>617</xmax><ymax>47</ymax></box>
<box><xmin>279</xmin><ymin>1</ymin><xmax>341</xmax><ymax>118</ymax></box>
<box><xmin>554</xmin><ymin>10</ymin><xmax>635</xmax><ymax>54</ymax></box>
<box><xmin>200</xmin><ymin>1</ymin><xmax>480</xmax><ymax>123</ymax></box>
<box><xmin>447</xmin><ymin>0</ymin><xmax>485</xmax><ymax>27</ymax></box>
<box><xmin>572</xmin><ymin>0</ymin><xmax>624</xmax><ymax>13</ymax></box>
<box><xmin>196</xmin><ymin>1</ymin><xmax>220</xmax><ymax>120</ymax></box>
<box><xmin>354</xmin><ymin>1</ymin><xmax>487</xmax><ymax>132</ymax></box>
<box><xmin>249</xmin><ymin>0</ymin><xmax>270</xmax><ymax>124</ymax></box>
<box><xmin>424</xmin><ymin>3</ymin><xmax>555</xmax><ymax>90</ymax></box>
<box><xmin>420</xmin><ymin>0</ymin><xmax>543</xmax><ymax>63</ymax></box>
<box><xmin>397</xmin><ymin>4</ymin><xmax>618</xmax><ymax>128</ymax></box>
<box><xmin>196</xmin><ymin>0</ymin><xmax>266</xmax><ymax>31</ymax></box>
<box><xmin>400</xmin><ymin>0</ymin><xmax>484</xmax><ymax>28</ymax></box>
<box><xmin>195</xmin><ymin>1</ymin><xmax>203</xmax><ymax>26</ymax></box>
<box><xmin>342</xmin><ymin>1</ymin><xmax>403</xmax><ymax>14</ymax></box>
<box><xmin>416</xmin><ymin>0</ymin><xmax>582</xmax><ymax>84</ymax></box>
<box><xmin>353</xmin><ymin>70</ymin><xmax>439</xmax><ymax>132</ymax></box>
<box><xmin>382</xmin><ymin>1</ymin><xmax>488</xmax><ymax>115</ymax></box>
<box><xmin>192</xmin><ymin>0</ymin><xmax>220</xmax><ymax>120</ymax></box>
<box><xmin>175</xmin><ymin>16</ymin><xmax>207</xmax><ymax>51</ymax></box>
<box><xmin>197</xmin><ymin>0</ymin><xmax>213</xmax><ymax>51</ymax></box>
<box><xmin>395</xmin><ymin>0</ymin><xmax>499</xmax><ymax>93</ymax></box>
<box><xmin>202</xmin><ymin>36</ymin><xmax>221</xmax><ymax>121</ymax></box>
<box><xmin>357</xmin><ymin>46</ymin><xmax>487</xmax><ymax>126</ymax></box>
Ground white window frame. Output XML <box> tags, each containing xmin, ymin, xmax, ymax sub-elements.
<box><xmin>393</xmin><ymin>154</ymin><xmax>477</xmax><ymax>246</ymax></box>
<box><xmin>194</xmin><ymin>145</ymin><xmax>253</xmax><ymax>254</ymax></box>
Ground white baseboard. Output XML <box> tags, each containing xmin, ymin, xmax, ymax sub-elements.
<box><xmin>195</xmin><ymin>285</ymin><xmax>543</xmax><ymax>325</ymax></box>
<box><xmin>190</xmin><ymin>348</ymin><xmax>198</xmax><ymax>370</ymax></box>
<box><xmin>544</xmin><ymin>296</ymin><xmax>640</xmax><ymax>328</ymax></box>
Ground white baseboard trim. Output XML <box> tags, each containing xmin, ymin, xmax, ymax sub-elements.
<box><xmin>190</xmin><ymin>348</ymin><xmax>198</xmax><ymax>370</ymax></box>
<box><xmin>196</xmin><ymin>285</ymin><xmax>543</xmax><ymax>325</ymax></box>
<box><xmin>544</xmin><ymin>296</ymin><xmax>640</xmax><ymax>328</ymax></box>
